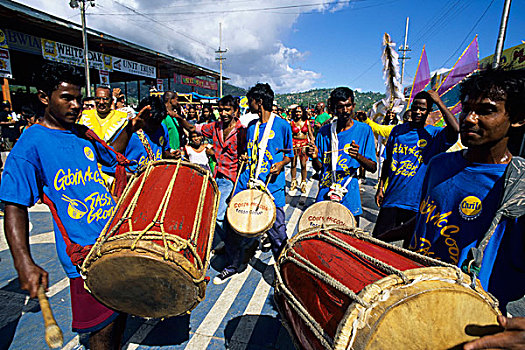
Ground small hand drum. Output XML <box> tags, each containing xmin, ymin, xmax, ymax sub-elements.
<box><xmin>227</xmin><ymin>189</ymin><xmax>276</xmax><ymax>237</ymax></box>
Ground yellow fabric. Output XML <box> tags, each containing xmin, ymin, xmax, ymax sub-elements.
<box><xmin>446</xmin><ymin>139</ymin><xmax>466</xmax><ymax>152</ymax></box>
<box><xmin>364</xmin><ymin>118</ymin><xmax>395</xmax><ymax>138</ymax></box>
<box><xmin>79</xmin><ymin>109</ymin><xmax>128</xmax><ymax>142</ymax></box>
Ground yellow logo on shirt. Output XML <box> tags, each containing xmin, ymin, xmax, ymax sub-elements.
<box><xmin>62</xmin><ymin>194</ymin><xmax>88</xmax><ymax>220</ymax></box>
<box><xmin>84</xmin><ymin>146</ymin><xmax>95</xmax><ymax>161</ymax></box>
<box><xmin>269</xmin><ymin>130</ymin><xmax>275</xmax><ymax>139</ymax></box>
<box><xmin>417</xmin><ymin>139</ymin><xmax>428</xmax><ymax>148</ymax></box>
<box><xmin>459</xmin><ymin>196</ymin><xmax>482</xmax><ymax>220</ymax></box>
<box><xmin>159</xmin><ymin>136</ymin><xmax>165</xmax><ymax>146</ymax></box>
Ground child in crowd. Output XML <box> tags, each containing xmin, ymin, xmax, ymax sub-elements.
<box><xmin>183</xmin><ymin>130</ymin><xmax>215</xmax><ymax>172</ymax></box>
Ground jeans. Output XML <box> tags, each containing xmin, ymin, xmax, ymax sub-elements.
<box><xmin>213</xmin><ymin>175</ymin><xmax>234</xmax><ymax>248</ymax></box>
<box><xmin>225</xmin><ymin>207</ymin><xmax>288</xmax><ymax>270</ymax></box>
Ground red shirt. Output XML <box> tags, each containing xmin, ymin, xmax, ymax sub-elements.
<box><xmin>197</xmin><ymin>120</ymin><xmax>246</xmax><ymax>183</ymax></box>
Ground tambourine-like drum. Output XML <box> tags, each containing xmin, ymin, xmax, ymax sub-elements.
<box><xmin>275</xmin><ymin>227</ymin><xmax>500</xmax><ymax>350</ymax></box>
<box><xmin>82</xmin><ymin>160</ymin><xmax>219</xmax><ymax>318</ymax></box>
<box><xmin>297</xmin><ymin>201</ymin><xmax>356</xmax><ymax>233</ymax></box>
<box><xmin>227</xmin><ymin>189</ymin><xmax>276</xmax><ymax>237</ymax></box>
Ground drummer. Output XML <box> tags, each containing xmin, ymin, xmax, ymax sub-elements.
<box><xmin>214</xmin><ymin>83</ymin><xmax>293</xmax><ymax>284</ymax></box>
<box><xmin>0</xmin><ymin>63</ymin><xmax>147</xmax><ymax>348</ymax></box>
<box><xmin>306</xmin><ymin>87</ymin><xmax>377</xmax><ymax>227</ymax></box>
<box><xmin>378</xmin><ymin>68</ymin><xmax>525</xmax><ymax>349</ymax></box>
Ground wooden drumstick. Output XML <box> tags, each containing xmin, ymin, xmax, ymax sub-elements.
<box><xmin>37</xmin><ymin>285</ymin><xmax>63</xmax><ymax>349</ymax></box>
<box><xmin>231</xmin><ymin>160</ymin><xmax>245</xmax><ymax>197</ymax></box>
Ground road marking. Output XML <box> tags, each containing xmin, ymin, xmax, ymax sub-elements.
<box><xmin>125</xmin><ymin>319</ymin><xmax>161</xmax><ymax>350</ymax></box>
<box><xmin>0</xmin><ymin>231</ymin><xmax>55</xmax><ymax>252</ymax></box>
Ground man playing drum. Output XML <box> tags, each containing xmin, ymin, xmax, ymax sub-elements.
<box><xmin>306</xmin><ymin>87</ymin><xmax>377</xmax><ymax>227</ymax></box>
<box><xmin>0</xmin><ymin>63</ymin><xmax>147</xmax><ymax>349</ymax></box>
<box><xmin>379</xmin><ymin>68</ymin><xmax>525</xmax><ymax>349</ymax></box>
<box><xmin>214</xmin><ymin>83</ymin><xmax>293</xmax><ymax>284</ymax></box>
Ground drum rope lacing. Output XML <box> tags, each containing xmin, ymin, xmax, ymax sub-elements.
<box><xmin>86</xmin><ymin>161</ymin><xmax>208</xmax><ymax>283</ymax></box>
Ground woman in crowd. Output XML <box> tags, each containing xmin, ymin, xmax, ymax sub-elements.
<box><xmin>289</xmin><ymin>105</ymin><xmax>314</xmax><ymax>193</ymax></box>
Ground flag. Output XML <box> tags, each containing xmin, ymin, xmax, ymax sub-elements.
<box><xmin>407</xmin><ymin>46</ymin><xmax>430</xmax><ymax>107</ymax></box>
<box><xmin>437</xmin><ymin>36</ymin><xmax>479</xmax><ymax>96</ymax></box>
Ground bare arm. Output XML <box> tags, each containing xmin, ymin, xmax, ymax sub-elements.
<box><xmin>376</xmin><ymin>152</ymin><xmax>392</xmax><ymax>207</ymax></box>
<box><xmin>427</xmin><ymin>90</ymin><xmax>459</xmax><ymax>142</ymax></box>
<box><xmin>111</xmin><ymin>105</ymin><xmax>151</xmax><ymax>153</ymax></box>
<box><xmin>175</xmin><ymin>114</ymin><xmax>196</xmax><ymax>133</ymax></box>
<box><xmin>5</xmin><ymin>203</ymin><xmax>48</xmax><ymax>298</ymax></box>
<box><xmin>376</xmin><ymin>216</ymin><xmax>416</xmax><ymax>242</ymax></box>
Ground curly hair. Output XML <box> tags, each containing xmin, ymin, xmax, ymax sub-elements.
<box><xmin>460</xmin><ymin>68</ymin><xmax>525</xmax><ymax>123</ymax></box>
<box><xmin>328</xmin><ymin>87</ymin><xmax>354</xmax><ymax>111</ymax></box>
<box><xmin>247</xmin><ymin>83</ymin><xmax>274</xmax><ymax>111</ymax></box>
<box><xmin>218</xmin><ymin>94</ymin><xmax>239</xmax><ymax>111</ymax></box>
<box><xmin>412</xmin><ymin>91</ymin><xmax>434</xmax><ymax>111</ymax></box>
<box><xmin>33</xmin><ymin>63</ymin><xmax>84</xmax><ymax>96</ymax></box>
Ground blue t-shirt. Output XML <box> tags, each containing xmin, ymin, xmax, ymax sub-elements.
<box><xmin>409</xmin><ymin>152</ymin><xmax>525</xmax><ymax>310</ymax></box>
<box><xmin>0</xmin><ymin>124</ymin><xmax>117</xmax><ymax>278</ymax></box>
<box><xmin>235</xmin><ymin>116</ymin><xmax>293</xmax><ymax>208</ymax></box>
<box><xmin>382</xmin><ymin>123</ymin><xmax>451</xmax><ymax>211</ymax></box>
<box><xmin>123</xmin><ymin>124</ymin><xmax>170</xmax><ymax>173</ymax></box>
<box><xmin>315</xmin><ymin>121</ymin><xmax>376</xmax><ymax>216</ymax></box>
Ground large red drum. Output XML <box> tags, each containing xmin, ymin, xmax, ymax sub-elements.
<box><xmin>275</xmin><ymin>227</ymin><xmax>501</xmax><ymax>350</ymax></box>
<box><xmin>82</xmin><ymin>160</ymin><xmax>219</xmax><ymax>318</ymax></box>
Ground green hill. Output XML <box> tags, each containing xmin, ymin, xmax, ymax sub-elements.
<box><xmin>275</xmin><ymin>88</ymin><xmax>384</xmax><ymax>111</ymax></box>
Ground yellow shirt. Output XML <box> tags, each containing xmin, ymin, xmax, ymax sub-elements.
<box><xmin>79</xmin><ymin>109</ymin><xmax>128</xmax><ymax>142</ymax></box>
<box><xmin>364</xmin><ymin>118</ymin><xmax>395</xmax><ymax>139</ymax></box>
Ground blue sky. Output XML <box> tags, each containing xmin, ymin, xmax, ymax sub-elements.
<box><xmin>14</xmin><ymin>0</ymin><xmax>525</xmax><ymax>93</ymax></box>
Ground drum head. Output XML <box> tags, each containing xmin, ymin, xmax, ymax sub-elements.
<box><xmin>227</xmin><ymin>189</ymin><xmax>276</xmax><ymax>237</ymax></box>
<box><xmin>85</xmin><ymin>249</ymin><xmax>205</xmax><ymax>318</ymax></box>
<box><xmin>297</xmin><ymin>201</ymin><xmax>355</xmax><ymax>233</ymax></box>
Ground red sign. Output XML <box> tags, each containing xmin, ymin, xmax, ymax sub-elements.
<box><xmin>177</xmin><ymin>74</ymin><xmax>218</xmax><ymax>91</ymax></box>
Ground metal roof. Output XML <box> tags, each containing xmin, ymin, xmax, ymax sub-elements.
<box><xmin>0</xmin><ymin>0</ymin><xmax>226</xmax><ymax>81</ymax></box>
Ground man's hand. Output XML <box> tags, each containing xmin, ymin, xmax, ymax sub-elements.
<box><xmin>305</xmin><ymin>142</ymin><xmax>318</xmax><ymax>159</ymax></box>
<box><xmin>239</xmin><ymin>153</ymin><xmax>249</xmax><ymax>163</ymax></box>
<box><xmin>17</xmin><ymin>260</ymin><xmax>48</xmax><ymax>298</ymax></box>
<box><xmin>464</xmin><ymin>316</ymin><xmax>525</xmax><ymax>350</ymax></box>
<box><xmin>427</xmin><ymin>89</ymin><xmax>441</xmax><ymax>103</ymax></box>
<box><xmin>347</xmin><ymin>140</ymin><xmax>360</xmax><ymax>159</ymax></box>
<box><xmin>130</xmin><ymin>105</ymin><xmax>151</xmax><ymax>132</ymax></box>
<box><xmin>205</xmin><ymin>147</ymin><xmax>215</xmax><ymax>157</ymax></box>
<box><xmin>375</xmin><ymin>188</ymin><xmax>384</xmax><ymax>207</ymax></box>
<box><xmin>270</xmin><ymin>161</ymin><xmax>285</xmax><ymax>175</ymax></box>
<box><xmin>167</xmin><ymin>149</ymin><xmax>181</xmax><ymax>159</ymax></box>
<box><xmin>112</xmin><ymin>87</ymin><xmax>122</xmax><ymax>99</ymax></box>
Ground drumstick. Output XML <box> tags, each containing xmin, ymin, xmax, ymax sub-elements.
<box><xmin>276</xmin><ymin>145</ymin><xmax>309</xmax><ymax>153</ymax></box>
<box><xmin>37</xmin><ymin>285</ymin><xmax>63</xmax><ymax>349</ymax></box>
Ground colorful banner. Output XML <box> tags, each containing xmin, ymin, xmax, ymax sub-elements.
<box><xmin>113</xmin><ymin>57</ymin><xmax>156</xmax><ymax>79</ymax></box>
<box><xmin>436</xmin><ymin>36</ymin><xmax>479</xmax><ymax>96</ymax></box>
<box><xmin>41</xmin><ymin>39</ymin><xmax>113</xmax><ymax>71</ymax></box>
<box><xmin>3</xmin><ymin>29</ymin><xmax>41</xmax><ymax>55</ymax></box>
<box><xmin>408</xmin><ymin>46</ymin><xmax>430</xmax><ymax>107</ymax></box>
<box><xmin>0</xmin><ymin>29</ymin><xmax>8</xmax><ymax>49</ymax></box>
<box><xmin>99</xmin><ymin>70</ymin><xmax>110</xmax><ymax>85</ymax></box>
<box><xmin>177</xmin><ymin>74</ymin><xmax>218</xmax><ymax>91</ymax></box>
<box><xmin>479</xmin><ymin>42</ymin><xmax>525</xmax><ymax>70</ymax></box>
<box><xmin>0</xmin><ymin>48</ymin><xmax>13</xmax><ymax>78</ymax></box>
<box><xmin>156</xmin><ymin>78</ymin><xmax>164</xmax><ymax>92</ymax></box>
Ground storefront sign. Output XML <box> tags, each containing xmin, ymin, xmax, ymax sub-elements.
<box><xmin>0</xmin><ymin>48</ymin><xmax>13</xmax><ymax>78</ymax></box>
<box><xmin>99</xmin><ymin>70</ymin><xmax>110</xmax><ymax>85</ymax></box>
<box><xmin>41</xmin><ymin>39</ymin><xmax>113</xmax><ymax>71</ymax></box>
<box><xmin>480</xmin><ymin>43</ymin><xmax>525</xmax><ymax>70</ymax></box>
<box><xmin>113</xmin><ymin>57</ymin><xmax>156</xmax><ymax>79</ymax></box>
<box><xmin>156</xmin><ymin>78</ymin><xmax>164</xmax><ymax>92</ymax></box>
<box><xmin>3</xmin><ymin>29</ymin><xmax>41</xmax><ymax>55</ymax></box>
<box><xmin>178</xmin><ymin>74</ymin><xmax>217</xmax><ymax>91</ymax></box>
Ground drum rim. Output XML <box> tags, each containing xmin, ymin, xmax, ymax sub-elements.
<box><xmin>226</xmin><ymin>188</ymin><xmax>277</xmax><ymax>237</ymax></box>
<box><xmin>297</xmin><ymin>201</ymin><xmax>356</xmax><ymax>233</ymax></box>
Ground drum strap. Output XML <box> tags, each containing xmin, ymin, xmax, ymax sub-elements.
<box><xmin>328</xmin><ymin>120</ymin><xmax>356</xmax><ymax>201</ymax></box>
<box><xmin>249</xmin><ymin>114</ymin><xmax>275</xmax><ymax>187</ymax></box>
<box><xmin>462</xmin><ymin>156</ymin><xmax>525</xmax><ymax>287</ymax></box>
<box><xmin>41</xmin><ymin>193</ymin><xmax>92</xmax><ymax>267</ymax></box>
<box><xmin>136</xmin><ymin>129</ymin><xmax>156</xmax><ymax>161</ymax></box>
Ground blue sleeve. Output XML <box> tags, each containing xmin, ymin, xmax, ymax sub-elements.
<box><xmin>0</xmin><ymin>155</ymin><xmax>41</xmax><ymax>206</ymax></box>
<box><xmin>92</xmin><ymin>140</ymin><xmax>118</xmax><ymax>168</ymax></box>
<box><xmin>162</xmin><ymin>124</ymin><xmax>170</xmax><ymax>152</ymax></box>
<box><xmin>430</xmin><ymin>127</ymin><xmax>454</xmax><ymax>155</ymax></box>
<box><xmin>362</xmin><ymin>126</ymin><xmax>377</xmax><ymax>163</ymax></box>
<box><xmin>315</xmin><ymin>128</ymin><xmax>325</xmax><ymax>160</ymax></box>
<box><xmin>282</xmin><ymin>121</ymin><xmax>293</xmax><ymax>159</ymax></box>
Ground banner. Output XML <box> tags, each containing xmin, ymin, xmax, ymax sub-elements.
<box><xmin>113</xmin><ymin>57</ymin><xmax>156</xmax><ymax>79</ymax></box>
<box><xmin>99</xmin><ymin>70</ymin><xmax>110</xmax><ymax>85</ymax></box>
<box><xmin>41</xmin><ymin>39</ymin><xmax>113</xmax><ymax>71</ymax></box>
<box><xmin>479</xmin><ymin>42</ymin><xmax>525</xmax><ymax>70</ymax></box>
<box><xmin>407</xmin><ymin>46</ymin><xmax>430</xmax><ymax>107</ymax></box>
<box><xmin>156</xmin><ymin>78</ymin><xmax>164</xmax><ymax>92</ymax></box>
<box><xmin>0</xmin><ymin>29</ymin><xmax>8</xmax><ymax>49</ymax></box>
<box><xmin>0</xmin><ymin>48</ymin><xmax>13</xmax><ymax>78</ymax></box>
<box><xmin>178</xmin><ymin>74</ymin><xmax>218</xmax><ymax>91</ymax></box>
<box><xmin>437</xmin><ymin>36</ymin><xmax>478</xmax><ymax>96</ymax></box>
<box><xmin>3</xmin><ymin>29</ymin><xmax>41</xmax><ymax>55</ymax></box>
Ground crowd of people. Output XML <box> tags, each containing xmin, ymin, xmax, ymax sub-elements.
<box><xmin>0</xmin><ymin>61</ymin><xmax>524</xmax><ymax>349</ymax></box>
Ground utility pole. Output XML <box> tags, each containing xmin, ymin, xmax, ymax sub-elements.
<box><xmin>215</xmin><ymin>23</ymin><xmax>227</xmax><ymax>98</ymax></box>
<box><xmin>493</xmin><ymin>0</ymin><xmax>512</xmax><ymax>68</ymax></box>
<box><xmin>398</xmin><ymin>17</ymin><xmax>411</xmax><ymax>85</ymax></box>
<box><xmin>70</xmin><ymin>0</ymin><xmax>95</xmax><ymax>96</ymax></box>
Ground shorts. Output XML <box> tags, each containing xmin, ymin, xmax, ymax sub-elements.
<box><xmin>70</xmin><ymin>277</ymin><xmax>119</xmax><ymax>333</ymax></box>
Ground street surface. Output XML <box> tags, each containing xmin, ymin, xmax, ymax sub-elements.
<box><xmin>0</xmin><ymin>166</ymin><xmax>522</xmax><ymax>350</ymax></box>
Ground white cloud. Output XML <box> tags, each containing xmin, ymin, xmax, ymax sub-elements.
<box><xmin>13</xmin><ymin>0</ymin><xmax>350</xmax><ymax>93</ymax></box>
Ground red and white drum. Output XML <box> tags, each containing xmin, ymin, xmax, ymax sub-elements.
<box><xmin>275</xmin><ymin>227</ymin><xmax>501</xmax><ymax>350</ymax></box>
<box><xmin>82</xmin><ymin>160</ymin><xmax>219</xmax><ymax>318</ymax></box>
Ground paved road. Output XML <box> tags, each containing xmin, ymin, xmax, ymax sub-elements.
<box><xmin>1</xmin><ymin>166</ymin><xmax>523</xmax><ymax>350</ymax></box>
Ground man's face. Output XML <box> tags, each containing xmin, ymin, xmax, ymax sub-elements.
<box><xmin>460</xmin><ymin>95</ymin><xmax>512</xmax><ymax>148</ymax></box>
<box><xmin>202</xmin><ymin>107</ymin><xmax>212</xmax><ymax>118</ymax></box>
<box><xmin>218</xmin><ymin>104</ymin><xmax>235</xmax><ymax>124</ymax></box>
<box><xmin>316</xmin><ymin>102</ymin><xmax>325</xmax><ymax>114</ymax></box>
<box><xmin>45</xmin><ymin>82</ymin><xmax>82</xmax><ymax>126</ymax></box>
<box><xmin>94</xmin><ymin>88</ymin><xmax>112</xmax><ymax>114</ymax></box>
<box><xmin>333</xmin><ymin>97</ymin><xmax>354</xmax><ymax>119</ymax></box>
<box><xmin>169</xmin><ymin>96</ymin><xmax>178</xmax><ymax>108</ymax></box>
<box><xmin>83</xmin><ymin>100</ymin><xmax>95</xmax><ymax>110</ymax></box>
<box><xmin>249</xmin><ymin>98</ymin><xmax>261</xmax><ymax>114</ymax></box>
<box><xmin>410</xmin><ymin>99</ymin><xmax>429</xmax><ymax>125</ymax></box>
